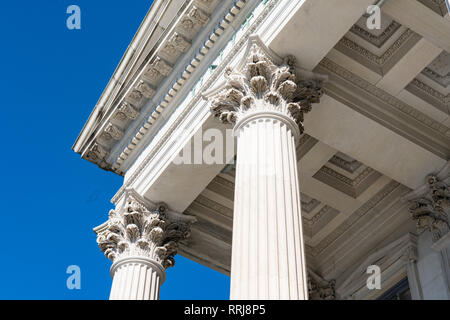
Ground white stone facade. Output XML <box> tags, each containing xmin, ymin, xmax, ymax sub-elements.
<box><xmin>74</xmin><ymin>0</ymin><xmax>450</xmax><ymax>300</ymax></box>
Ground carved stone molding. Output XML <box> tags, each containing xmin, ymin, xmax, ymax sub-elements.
<box><xmin>135</xmin><ymin>80</ymin><xmax>156</xmax><ymax>99</ymax></box>
<box><xmin>406</xmin><ymin>79</ymin><xmax>449</xmax><ymax>113</ymax></box>
<box><xmin>329</xmin><ymin>153</ymin><xmax>363</xmax><ymax>174</ymax></box>
<box><xmin>84</xmin><ymin>143</ymin><xmax>109</xmax><ymax>169</ymax></box>
<box><xmin>95</xmin><ymin>192</ymin><xmax>195</xmax><ymax>269</ymax></box>
<box><xmin>350</xmin><ymin>19</ymin><xmax>401</xmax><ymax>48</ymax></box>
<box><xmin>163</xmin><ymin>33</ymin><xmax>191</xmax><ymax>56</ymax></box>
<box><xmin>111</xmin><ymin>0</ymin><xmax>282</xmax><ymax>195</ymax></box>
<box><xmin>206</xmin><ymin>36</ymin><xmax>326</xmax><ymax>134</ymax></box>
<box><xmin>418</xmin><ymin>0</ymin><xmax>449</xmax><ymax>16</ymax></box>
<box><xmin>145</xmin><ymin>57</ymin><xmax>173</xmax><ymax>80</ymax></box>
<box><xmin>336</xmin><ymin>29</ymin><xmax>418</xmax><ymax>68</ymax></box>
<box><xmin>101</xmin><ymin>123</ymin><xmax>124</xmax><ymax>141</ymax></box>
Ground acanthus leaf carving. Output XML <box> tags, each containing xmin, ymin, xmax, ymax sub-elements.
<box><xmin>96</xmin><ymin>195</ymin><xmax>193</xmax><ymax>269</ymax></box>
<box><xmin>208</xmin><ymin>39</ymin><xmax>325</xmax><ymax>134</ymax></box>
<box><xmin>408</xmin><ymin>175</ymin><xmax>450</xmax><ymax>242</ymax></box>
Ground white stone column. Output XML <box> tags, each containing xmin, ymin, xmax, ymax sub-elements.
<box><xmin>95</xmin><ymin>190</ymin><xmax>194</xmax><ymax>300</ymax></box>
<box><xmin>206</xmin><ymin>35</ymin><xmax>325</xmax><ymax>300</ymax></box>
<box><xmin>231</xmin><ymin>112</ymin><xmax>307</xmax><ymax>299</ymax></box>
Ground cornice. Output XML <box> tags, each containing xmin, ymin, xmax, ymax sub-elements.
<box><xmin>112</xmin><ymin>0</ymin><xmax>282</xmax><ymax>204</ymax></box>
<box><xmin>313</xmin><ymin>165</ymin><xmax>382</xmax><ymax>199</ymax></box>
<box><xmin>75</xmin><ymin>0</ymin><xmax>243</xmax><ymax>173</ymax></box>
<box><xmin>95</xmin><ymin>189</ymin><xmax>196</xmax><ymax>268</ymax></box>
<box><xmin>110</xmin><ymin>0</ymin><xmax>250</xmax><ymax>174</ymax></box>
<box><xmin>73</xmin><ymin>0</ymin><xmax>186</xmax><ymax>156</ymax></box>
<box><xmin>422</xmin><ymin>51</ymin><xmax>450</xmax><ymax>88</ymax></box>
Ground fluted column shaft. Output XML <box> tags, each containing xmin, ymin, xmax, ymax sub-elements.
<box><xmin>109</xmin><ymin>257</ymin><xmax>165</xmax><ymax>300</ymax></box>
<box><xmin>205</xmin><ymin>35</ymin><xmax>325</xmax><ymax>300</ymax></box>
<box><xmin>230</xmin><ymin>111</ymin><xmax>308</xmax><ymax>300</ymax></box>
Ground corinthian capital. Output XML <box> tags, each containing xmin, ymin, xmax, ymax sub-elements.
<box><xmin>95</xmin><ymin>191</ymin><xmax>195</xmax><ymax>269</ymax></box>
<box><xmin>405</xmin><ymin>170</ymin><xmax>450</xmax><ymax>242</ymax></box>
<box><xmin>206</xmin><ymin>35</ymin><xmax>326</xmax><ymax>134</ymax></box>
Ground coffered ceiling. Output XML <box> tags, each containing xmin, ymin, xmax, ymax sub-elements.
<box><xmin>181</xmin><ymin>132</ymin><xmax>412</xmax><ymax>280</ymax></box>
<box><xmin>179</xmin><ymin>2</ymin><xmax>449</xmax><ymax>288</ymax></box>
<box><xmin>418</xmin><ymin>0</ymin><xmax>449</xmax><ymax>16</ymax></box>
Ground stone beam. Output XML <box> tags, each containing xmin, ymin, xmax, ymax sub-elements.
<box><xmin>304</xmin><ymin>94</ymin><xmax>447</xmax><ymax>190</ymax></box>
<box><xmin>265</xmin><ymin>0</ymin><xmax>374</xmax><ymax>70</ymax></box>
<box><xmin>137</xmin><ymin>115</ymin><xmax>230</xmax><ymax>213</ymax></box>
<box><xmin>383</xmin><ymin>0</ymin><xmax>450</xmax><ymax>52</ymax></box>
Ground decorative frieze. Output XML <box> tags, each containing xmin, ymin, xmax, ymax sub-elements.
<box><xmin>163</xmin><ymin>33</ymin><xmax>191</xmax><ymax>56</ymax></box>
<box><xmin>408</xmin><ymin>79</ymin><xmax>449</xmax><ymax>106</ymax></box>
<box><xmin>114</xmin><ymin>102</ymin><xmax>139</xmax><ymax>121</ymax></box>
<box><xmin>102</xmin><ymin>123</ymin><xmax>124</xmax><ymax>141</ymax></box>
<box><xmin>96</xmin><ymin>193</ymin><xmax>194</xmax><ymax>269</ymax></box>
<box><xmin>126</xmin><ymin>90</ymin><xmax>143</xmax><ymax>105</ymax></box>
<box><xmin>209</xmin><ymin>39</ymin><xmax>325</xmax><ymax>134</ymax></box>
<box><xmin>187</xmin><ymin>6</ymin><xmax>209</xmax><ymax>28</ymax></box>
<box><xmin>329</xmin><ymin>153</ymin><xmax>363</xmax><ymax>174</ymax></box>
<box><xmin>303</xmin><ymin>205</ymin><xmax>335</xmax><ymax>227</ymax></box>
<box><xmin>145</xmin><ymin>57</ymin><xmax>173</xmax><ymax>79</ymax></box>
<box><xmin>85</xmin><ymin>142</ymin><xmax>108</xmax><ymax>163</ymax></box>
<box><xmin>136</xmin><ymin>80</ymin><xmax>156</xmax><ymax>99</ymax></box>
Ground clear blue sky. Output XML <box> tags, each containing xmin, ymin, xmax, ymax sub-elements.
<box><xmin>0</xmin><ymin>0</ymin><xmax>229</xmax><ymax>300</ymax></box>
